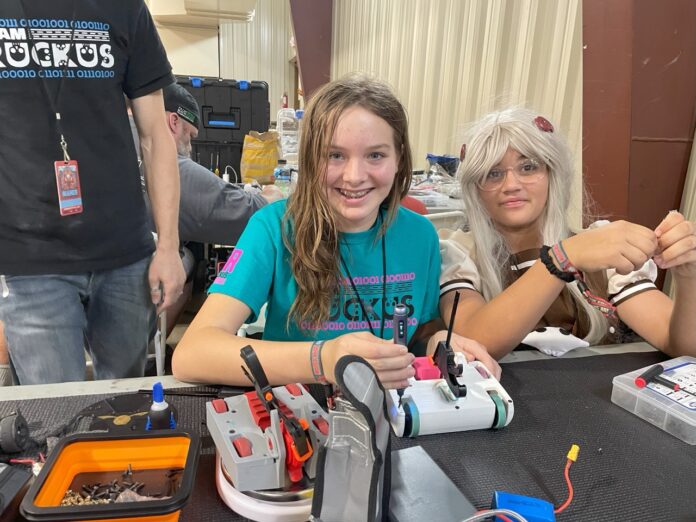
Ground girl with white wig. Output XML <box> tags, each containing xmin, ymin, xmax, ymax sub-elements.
<box><xmin>435</xmin><ymin>107</ymin><xmax>696</xmax><ymax>359</ymax></box>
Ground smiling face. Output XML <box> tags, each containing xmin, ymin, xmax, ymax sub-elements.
<box><xmin>479</xmin><ymin>147</ymin><xmax>549</xmax><ymax>240</ymax></box>
<box><xmin>324</xmin><ymin>105</ymin><xmax>399</xmax><ymax>233</ymax></box>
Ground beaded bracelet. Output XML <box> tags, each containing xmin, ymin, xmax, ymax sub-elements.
<box><xmin>309</xmin><ymin>340</ymin><xmax>328</xmax><ymax>384</ymax></box>
<box><xmin>539</xmin><ymin>245</ymin><xmax>577</xmax><ymax>282</ymax></box>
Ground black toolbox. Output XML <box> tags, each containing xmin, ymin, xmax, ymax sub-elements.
<box><xmin>175</xmin><ymin>76</ymin><xmax>270</xmax><ymax>181</ymax></box>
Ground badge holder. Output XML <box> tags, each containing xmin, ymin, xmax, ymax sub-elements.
<box><xmin>53</xmin><ymin>128</ymin><xmax>83</xmax><ymax>216</ymax></box>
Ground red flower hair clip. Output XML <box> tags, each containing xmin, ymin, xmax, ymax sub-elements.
<box><xmin>533</xmin><ymin>116</ymin><xmax>554</xmax><ymax>133</ymax></box>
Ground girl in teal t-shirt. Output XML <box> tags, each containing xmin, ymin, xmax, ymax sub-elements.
<box><xmin>172</xmin><ymin>75</ymin><xmax>495</xmax><ymax>388</ymax></box>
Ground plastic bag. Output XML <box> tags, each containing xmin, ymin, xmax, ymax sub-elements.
<box><xmin>240</xmin><ymin>131</ymin><xmax>280</xmax><ymax>184</ymax></box>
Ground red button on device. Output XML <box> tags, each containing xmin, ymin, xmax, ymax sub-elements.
<box><xmin>212</xmin><ymin>399</ymin><xmax>228</xmax><ymax>413</ymax></box>
<box><xmin>313</xmin><ymin>417</ymin><xmax>329</xmax><ymax>436</ymax></box>
<box><xmin>233</xmin><ymin>437</ymin><xmax>253</xmax><ymax>458</ymax></box>
<box><xmin>285</xmin><ymin>384</ymin><xmax>303</xmax><ymax>396</ymax></box>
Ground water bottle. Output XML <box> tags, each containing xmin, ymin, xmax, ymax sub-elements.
<box><xmin>273</xmin><ymin>159</ymin><xmax>291</xmax><ymax>197</ymax></box>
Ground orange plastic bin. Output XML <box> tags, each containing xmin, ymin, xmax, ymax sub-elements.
<box><xmin>20</xmin><ymin>430</ymin><xmax>199</xmax><ymax>522</ymax></box>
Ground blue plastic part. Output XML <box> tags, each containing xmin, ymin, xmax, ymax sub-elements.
<box><xmin>238</xmin><ymin>80</ymin><xmax>249</xmax><ymax>90</ymax></box>
<box><xmin>402</xmin><ymin>398</ymin><xmax>419</xmax><ymax>437</ymax></box>
<box><xmin>190</xmin><ymin>77</ymin><xmax>203</xmax><ymax>88</ymax></box>
<box><xmin>491</xmin><ymin>491</ymin><xmax>556</xmax><ymax>522</ymax></box>
<box><xmin>295</xmin><ymin>109</ymin><xmax>304</xmax><ymax>120</ymax></box>
<box><xmin>144</xmin><ymin>412</ymin><xmax>176</xmax><ymax>431</ymax></box>
<box><xmin>208</xmin><ymin>120</ymin><xmax>235</xmax><ymax>127</ymax></box>
<box><xmin>152</xmin><ymin>381</ymin><xmax>164</xmax><ymax>403</ymax></box>
<box><xmin>389</xmin><ymin>404</ymin><xmax>398</xmax><ymax>419</ymax></box>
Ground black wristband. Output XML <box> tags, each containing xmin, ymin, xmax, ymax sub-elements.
<box><xmin>539</xmin><ymin>245</ymin><xmax>577</xmax><ymax>282</ymax></box>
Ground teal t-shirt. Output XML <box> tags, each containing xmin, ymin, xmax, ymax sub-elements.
<box><xmin>209</xmin><ymin>200</ymin><xmax>440</xmax><ymax>345</ymax></box>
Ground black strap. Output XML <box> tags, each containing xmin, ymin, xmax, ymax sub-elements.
<box><xmin>239</xmin><ymin>345</ymin><xmax>271</xmax><ymax>398</ymax></box>
<box><xmin>340</xmin><ymin>213</ymin><xmax>387</xmax><ymax>338</ymax></box>
<box><xmin>17</xmin><ymin>0</ymin><xmax>77</xmax><ymax>153</ymax></box>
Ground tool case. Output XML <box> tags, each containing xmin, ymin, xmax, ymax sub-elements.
<box><xmin>175</xmin><ymin>75</ymin><xmax>270</xmax><ymax>180</ymax></box>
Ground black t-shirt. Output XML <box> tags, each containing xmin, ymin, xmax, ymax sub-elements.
<box><xmin>0</xmin><ymin>0</ymin><xmax>173</xmax><ymax>274</ymax></box>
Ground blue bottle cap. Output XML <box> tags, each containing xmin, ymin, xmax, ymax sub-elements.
<box><xmin>152</xmin><ymin>381</ymin><xmax>164</xmax><ymax>403</ymax></box>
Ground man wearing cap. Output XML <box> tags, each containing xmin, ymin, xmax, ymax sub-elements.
<box><xmin>0</xmin><ymin>1</ymin><xmax>185</xmax><ymax>384</ymax></box>
<box><xmin>161</xmin><ymin>83</ymin><xmax>282</xmax><ymax>245</ymax></box>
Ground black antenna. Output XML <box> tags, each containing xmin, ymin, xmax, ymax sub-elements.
<box><xmin>445</xmin><ymin>291</ymin><xmax>460</xmax><ymax>349</ymax></box>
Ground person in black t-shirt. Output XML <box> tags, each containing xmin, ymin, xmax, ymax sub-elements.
<box><xmin>0</xmin><ymin>0</ymin><xmax>185</xmax><ymax>384</ymax></box>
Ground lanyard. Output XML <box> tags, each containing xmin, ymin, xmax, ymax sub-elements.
<box><xmin>17</xmin><ymin>0</ymin><xmax>77</xmax><ymax>161</ymax></box>
<box><xmin>339</xmin><ymin>218</ymin><xmax>388</xmax><ymax>339</ymax></box>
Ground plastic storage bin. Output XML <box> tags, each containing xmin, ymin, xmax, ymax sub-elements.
<box><xmin>277</xmin><ymin>108</ymin><xmax>299</xmax><ymax>161</ymax></box>
<box><xmin>20</xmin><ymin>431</ymin><xmax>200</xmax><ymax>521</ymax></box>
<box><xmin>611</xmin><ymin>356</ymin><xmax>696</xmax><ymax>444</ymax></box>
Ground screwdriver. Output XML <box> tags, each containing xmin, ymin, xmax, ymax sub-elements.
<box><xmin>393</xmin><ymin>304</ymin><xmax>409</xmax><ymax>409</ymax></box>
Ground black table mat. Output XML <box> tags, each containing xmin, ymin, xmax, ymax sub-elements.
<box><xmin>1</xmin><ymin>351</ymin><xmax>695</xmax><ymax>521</ymax></box>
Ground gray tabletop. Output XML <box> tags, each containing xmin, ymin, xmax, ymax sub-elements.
<box><xmin>1</xmin><ymin>345</ymin><xmax>694</xmax><ymax>521</ymax></box>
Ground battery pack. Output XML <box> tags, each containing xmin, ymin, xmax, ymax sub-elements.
<box><xmin>491</xmin><ymin>491</ymin><xmax>555</xmax><ymax>522</ymax></box>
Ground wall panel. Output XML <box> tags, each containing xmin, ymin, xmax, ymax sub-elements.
<box><xmin>219</xmin><ymin>0</ymin><xmax>295</xmax><ymax>122</ymax></box>
<box><xmin>156</xmin><ymin>24</ymin><xmax>219</xmax><ymax>77</ymax></box>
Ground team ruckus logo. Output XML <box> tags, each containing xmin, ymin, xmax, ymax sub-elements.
<box><xmin>300</xmin><ymin>272</ymin><xmax>420</xmax><ymax>333</ymax></box>
<box><xmin>0</xmin><ymin>18</ymin><xmax>114</xmax><ymax>79</ymax></box>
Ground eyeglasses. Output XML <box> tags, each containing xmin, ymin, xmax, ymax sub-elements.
<box><xmin>477</xmin><ymin>158</ymin><xmax>547</xmax><ymax>191</ymax></box>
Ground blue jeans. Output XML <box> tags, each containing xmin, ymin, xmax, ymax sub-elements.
<box><xmin>0</xmin><ymin>257</ymin><xmax>155</xmax><ymax>384</ymax></box>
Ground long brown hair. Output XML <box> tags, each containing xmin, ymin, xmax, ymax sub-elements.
<box><xmin>283</xmin><ymin>74</ymin><xmax>413</xmax><ymax>330</ymax></box>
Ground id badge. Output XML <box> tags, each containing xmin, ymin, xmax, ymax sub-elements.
<box><xmin>54</xmin><ymin>160</ymin><xmax>83</xmax><ymax>216</ymax></box>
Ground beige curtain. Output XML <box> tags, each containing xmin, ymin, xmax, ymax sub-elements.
<box><xmin>331</xmin><ymin>0</ymin><xmax>583</xmax><ymax>224</ymax></box>
<box><xmin>219</xmin><ymin>0</ymin><xmax>295</xmax><ymax>123</ymax></box>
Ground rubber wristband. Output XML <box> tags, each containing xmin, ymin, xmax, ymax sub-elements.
<box><xmin>540</xmin><ymin>245</ymin><xmax>576</xmax><ymax>282</ymax></box>
<box><xmin>551</xmin><ymin>241</ymin><xmax>577</xmax><ymax>273</ymax></box>
<box><xmin>310</xmin><ymin>340</ymin><xmax>328</xmax><ymax>384</ymax></box>
<box><xmin>549</xmin><ymin>244</ymin><xmax>564</xmax><ymax>270</ymax></box>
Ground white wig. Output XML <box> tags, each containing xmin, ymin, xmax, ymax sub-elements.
<box><xmin>458</xmin><ymin>107</ymin><xmax>606</xmax><ymax>344</ymax></box>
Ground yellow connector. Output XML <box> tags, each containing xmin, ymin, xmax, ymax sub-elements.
<box><xmin>567</xmin><ymin>444</ymin><xmax>580</xmax><ymax>462</ymax></box>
